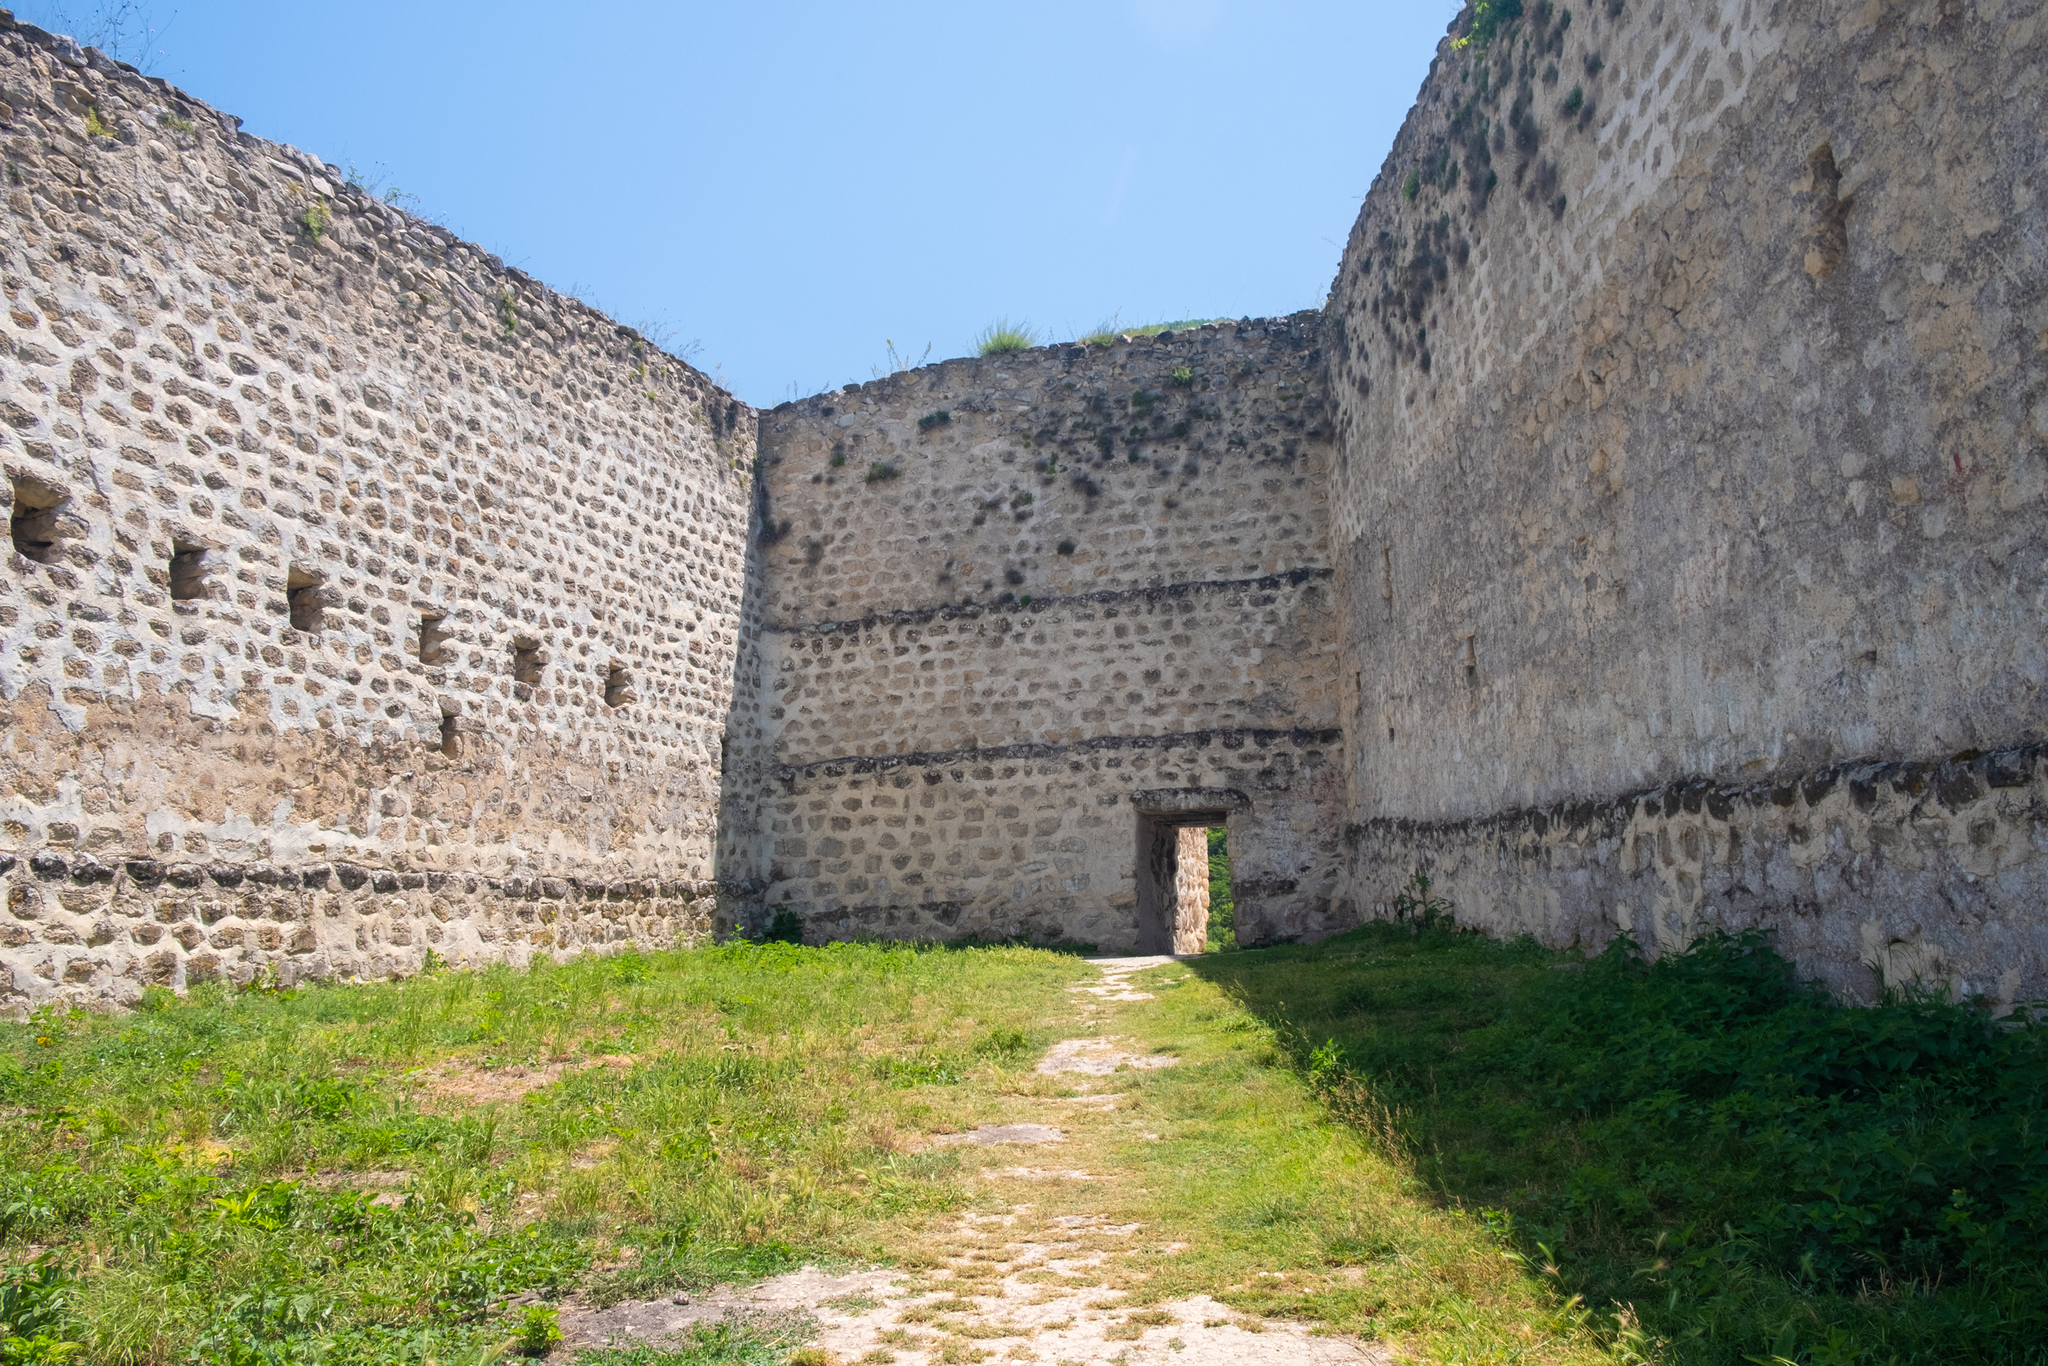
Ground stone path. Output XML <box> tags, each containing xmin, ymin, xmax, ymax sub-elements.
<box><xmin>562</xmin><ymin>956</ymin><xmax>1392</xmax><ymax>1364</ymax></box>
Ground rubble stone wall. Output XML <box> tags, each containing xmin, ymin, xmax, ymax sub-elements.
<box><xmin>0</xmin><ymin>19</ymin><xmax>757</xmax><ymax>1011</ymax></box>
<box><xmin>752</xmin><ymin>321</ymin><xmax>1345</xmax><ymax>949</ymax></box>
<box><xmin>1325</xmin><ymin>0</ymin><xmax>2048</xmax><ymax>998</ymax></box>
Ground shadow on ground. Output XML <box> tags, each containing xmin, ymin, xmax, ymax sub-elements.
<box><xmin>1184</xmin><ymin>923</ymin><xmax>2048</xmax><ymax>1366</ymax></box>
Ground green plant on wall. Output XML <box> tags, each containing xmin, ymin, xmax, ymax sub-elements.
<box><xmin>1454</xmin><ymin>0</ymin><xmax>1524</xmax><ymax>50</ymax></box>
<box><xmin>297</xmin><ymin>196</ymin><xmax>332</xmax><ymax>242</ymax></box>
<box><xmin>865</xmin><ymin>461</ymin><xmax>899</xmax><ymax>484</ymax></box>
<box><xmin>496</xmin><ymin>288</ymin><xmax>519</xmax><ymax>339</ymax></box>
<box><xmin>975</xmin><ymin>319</ymin><xmax>1037</xmax><ymax>355</ymax></box>
<box><xmin>82</xmin><ymin>106</ymin><xmax>114</xmax><ymax>138</ymax></box>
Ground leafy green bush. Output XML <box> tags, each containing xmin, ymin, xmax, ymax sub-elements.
<box><xmin>0</xmin><ymin>1256</ymin><xmax>80</xmax><ymax>1364</ymax></box>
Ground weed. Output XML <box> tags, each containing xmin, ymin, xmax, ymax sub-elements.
<box><xmin>829</xmin><ymin>449</ymin><xmax>847</xmax><ymax>468</ymax></box>
<box><xmin>1077</xmin><ymin>316</ymin><xmax>1224</xmax><ymax>347</ymax></box>
<box><xmin>975</xmin><ymin>320</ymin><xmax>1037</xmax><ymax>355</ymax></box>
<box><xmin>971</xmin><ymin>1026</ymin><xmax>1029</xmax><ymax>1060</ymax></box>
<box><xmin>1168</xmin><ymin>364</ymin><xmax>1194</xmax><ymax>387</ymax></box>
<box><xmin>82</xmin><ymin>106</ymin><xmax>114</xmax><ymax>139</ymax></box>
<box><xmin>1402</xmin><ymin>169</ymin><xmax>1420</xmax><ymax>201</ymax></box>
<box><xmin>298</xmin><ymin>196</ymin><xmax>332</xmax><ymax>242</ymax></box>
<box><xmin>873</xmin><ymin>338</ymin><xmax>932</xmax><ymax>378</ymax></box>
<box><xmin>515</xmin><ymin>1304</ymin><xmax>562</xmax><ymax>1357</ymax></box>
<box><xmin>1454</xmin><ymin>0</ymin><xmax>1525</xmax><ymax>50</ymax></box>
<box><xmin>497</xmin><ymin>288</ymin><xmax>519</xmax><ymax>339</ymax></box>
<box><xmin>0</xmin><ymin>1255</ymin><xmax>81</xmax><ymax>1363</ymax></box>
<box><xmin>865</xmin><ymin>462</ymin><xmax>900</xmax><ymax>485</ymax></box>
<box><xmin>1563</xmin><ymin>84</ymin><xmax>1584</xmax><ymax>115</ymax></box>
<box><xmin>156</xmin><ymin>110</ymin><xmax>195</xmax><ymax>135</ymax></box>
<box><xmin>1389</xmin><ymin>870</ymin><xmax>1453</xmax><ymax>929</ymax></box>
<box><xmin>918</xmin><ymin>410</ymin><xmax>952</xmax><ymax>433</ymax></box>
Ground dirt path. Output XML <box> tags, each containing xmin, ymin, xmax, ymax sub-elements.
<box><xmin>565</xmin><ymin>956</ymin><xmax>1391</xmax><ymax>1364</ymax></box>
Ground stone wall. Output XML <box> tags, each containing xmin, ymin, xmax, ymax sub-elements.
<box><xmin>0</xmin><ymin>18</ymin><xmax>757</xmax><ymax>1011</ymax></box>
<box><xmin>750</xmin><ymin>321</ymin><xmax>1346</xmax><ymax>949</ymax></box>
<box><xmin>8</xmin><ymin>0</ymin><xmax>2045</xmax><ymax>1004</ymax></box>
<box><xmin>1325</xmin><ymin>0</ymin><xmax>2048</xmax><ymax>998</ymax></box>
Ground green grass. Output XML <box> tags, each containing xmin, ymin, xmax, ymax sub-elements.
<box><xmin>1191</xmin><ymin>925</ymin><xmax>2048</xmax><ymax>1365</ymax></box>
<box><xmin>17</xmin><ymin>923</ymin><xmax>2008</xmax><ymax>1365</ymax></box>
<box><xmin>0</xmin><ymin>942</ymin><xmax>1084</xmax><ymax>1364</ymax></box>
<box><xmin>1077</xmin><ymin>316</ymin><xmax>1228</xmax><ymax>347</ymax></box>
<box><xmin>973</xmin><ymin>319</ymin><xmax>1038</xmax><ymax>355</ymax></box>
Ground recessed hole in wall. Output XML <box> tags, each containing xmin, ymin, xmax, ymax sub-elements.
<box><xmin>419</xmin><ymin>612</ymin><xmax>451</xmax><ymax>663</ymax></box>
<box><xmin>512</xmin><ymin>637</ymin><xmax>544</xmax><ymax>685</ymax></box>
<box><xmin>1805</xmin><ymin>142</ymin><xmax>1853</xmax><ymax>279</ymax></box>
<box><xmin>285</xmin><ymin>566</ymin><xmax>324</xmax><ymax>632</ymax></box>
<box><xmin>604</xmin><ymin>660</ymin><xmax>632</xmax><ymax>708</ymax></box>
<box><xmin>7</xmin><ymin>472</ymin><xmax>71</xmax><ymax>565</ymax></box>
<box><xmin>168</xmin><ymin>540</ymin><xmax>213</xmax><ymax>600</ymax></box>
<box><xmin>439</xmin><ymin>711</ymin><xmax>461</xmax><ymax>758</ymax></box>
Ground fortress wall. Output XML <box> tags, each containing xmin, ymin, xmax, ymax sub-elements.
<box><xmin>1327</xmin><ymin>0</ymin><xmax>2048</xmax><ymax>997</ymax></box>
<box><xmin>753</xmin><ymin>322</ymin><xmax>1347</xmax><ymax>948</ymax></box>
<box><xmin>0</xmin><ymin>19</ymin><xmax>757</xmax><ymax>1011</ymax></box>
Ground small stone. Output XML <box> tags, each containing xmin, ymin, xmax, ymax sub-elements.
<box><xmin>670</xmin><ymin>1292</ymin><xmax>691</xmax><ymax>1305</ymax></box>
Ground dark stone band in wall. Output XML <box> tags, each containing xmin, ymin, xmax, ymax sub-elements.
<box><xmin>1346</xmin><ymin>741</ymin><xmax>2046</xmax><ymax>848</ymax></box>
<box><xmin>767</xmin><ymin>567</ymin><xmax>1335</xmax><ymax>638</ymax></box>
<box><xmin>778</xmin><ymin>724</ymin><xmax>1346</xmax><ymax>787</ymax></box>
<box><xmin>7</xmin><ymin>855</ymin><xmax>740</xmax><ymax>904</ymax></box>
<box><xmin>1342</xmin><ymin>741</ymin><xmax>2048</xmax><ymax>1002</ymax></box>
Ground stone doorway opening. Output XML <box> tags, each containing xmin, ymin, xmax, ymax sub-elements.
<box><xmin>1134</xmin><ymin>806</ymin><xmax>1232</xmax><ymax>955</ymax></box>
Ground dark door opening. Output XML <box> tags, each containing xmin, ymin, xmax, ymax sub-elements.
<box><xmin>1134</xmin><ymin>809</ymin><xmax>1231</xmax><ymax>954</ymax></box>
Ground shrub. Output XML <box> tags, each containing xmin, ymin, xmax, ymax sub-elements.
<box><xmin>918</xmin><ymin>409</ymin><xmax>952</xmax><ymax>432</ymax></box>
<box><xmin>864</xmin><ymin>462</ymin><xmax>899</xmax><ymax>485</ymax></box>
<box><xmin>515</xmin><ymin>1304</ymin><xmax>561</xmax><ymax>1357</ymax></box>
<box><xmin>298</xmin><ymin>197</ymin><xmax>332</xmax><ymax>242</ymax></box>
<box><xmin>975</xmin><ymin>319</ymin><xmax>1037</xmax><ymax>355</ymax></box>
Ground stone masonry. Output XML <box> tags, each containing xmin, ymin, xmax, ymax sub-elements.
<box><xmin>3</xmin><ymin>0</ymin><xmax>2045</xmax><ymax>1010</ymax></box>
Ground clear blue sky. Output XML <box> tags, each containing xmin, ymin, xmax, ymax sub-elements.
<box><xmin>22</xmin><ymin>1</ymin><xmax>1459</xmax><ymax>407</ymax></box>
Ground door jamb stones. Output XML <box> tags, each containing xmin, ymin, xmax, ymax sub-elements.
<box><xmin>1132</xmin><ymin>788</ymin><xmax>1247</xmax><ymax>955</ymax></box>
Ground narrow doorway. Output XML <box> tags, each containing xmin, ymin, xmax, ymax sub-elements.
<box><xmin>1134</xmin><ymin>809</ymin><xmax>1231</xmax><ymax>954</ymax></box>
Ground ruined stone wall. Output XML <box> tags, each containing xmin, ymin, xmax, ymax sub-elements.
<box><xmin>751</xmin><ymin>321</ymin><xmax>1346</xmax><ymax>949</ymax></box>
<box><xmin>0</xmin><ymin>19</ymin><xmax>757</xmax><ymax>1011</ymax></box>
<box><xmin>1326</xmin><ymin>0</ymin><xmax>2048</xmax><ymax>998</ymax></box>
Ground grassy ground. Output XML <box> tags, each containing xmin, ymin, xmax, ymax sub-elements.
<box><xmin>0</xmin><ymin>938</ymin><xmax>1623</xmax><ymax>1365</ymax></box>
<box><xmin>1194</xmin><ymin>923</ymin><xmax>2048</xmax><ymax>1366</ymax></box>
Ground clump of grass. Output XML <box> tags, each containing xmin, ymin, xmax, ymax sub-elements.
<box><xmin>156</xmin><ymin>109</ymin><xmax>195</xmax><ymax>136</ymax></box>
<box><xmin>1168</xmin><ymin>364</ymin><xmax>1195</xmax><ymax>387</ymax></box>
<box><xmin>974</xmin><ymin>319</ymin><xmax>1038</xmax><ymax>355</ymax></box>
<box><xmin>298</xmin><ymin>196</ymin><xmax>332</xmax><ymax>241</ymax></box>
<box><xmin>82</xmin><ymin>106</ymin><xmax>115</xmax><ymax>139</ymax></box>
<box><xmin>497</xmin><ymin>287</ymin><xmax>519</xmax><ymax>339</ymax></box>
<box><xmin>865</xmin><ymin>461</ymin><xmax>900</xmax><ymax>484</ymax></box>
<box><xmin>1077</xmin><ymin>316</ymin><xmax>1227</xmax><ymax>347</ymax></box>
<box><xmin>1196</xmin><ymin>923</ymin><xmax>2048</xmax><ymax>1362</ymax></box>
<box><xmin>918</xmin><ymin>410</ymin><xmax>952</xmax><ymax>432</ymax></box>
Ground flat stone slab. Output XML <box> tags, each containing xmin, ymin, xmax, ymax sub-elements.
<box><xmin>1038</xmin><ymin>1037</ymin><xmax>1182</xmax><ymax>1076</ymax></box>
<box><xmin>933</xmin><ymin>1123</ymin><xmax>1065</xmax><ymax>1146</ymax></box>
